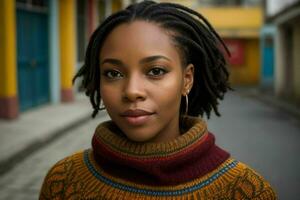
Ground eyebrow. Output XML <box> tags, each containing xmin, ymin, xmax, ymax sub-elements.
<box><xmin>101</xmin><ymin>55</ymin><xmax>171</xmax><ymax>66</ymax></box>
<box><xmin>140</xmin><ymin>55</ymin><xmax>171</xmax><ymax>64</ymax></box>
<box><xmin>101</xmin><ymin>58</ymin><xmax>123</xmax><ymax>66</ymax></box>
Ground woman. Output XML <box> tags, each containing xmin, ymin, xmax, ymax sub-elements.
<box><xmin>40</xmin><ymin>1</ymin><xmax>276</xmax><ymax>199</ymax></box>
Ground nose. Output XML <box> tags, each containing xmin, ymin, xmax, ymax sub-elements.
<box><xmin>122</xmin><ymin>73</ymin><xmax>146</xmax><ymax>102</ymax></box>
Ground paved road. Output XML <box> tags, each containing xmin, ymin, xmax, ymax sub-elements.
<box><xmin>0</xmin><ymin>92</ymin><xmax>299</xmax><ymax>199</ymax></box>
<box><xmin>208</xmin><ymin>92</ymin><xmax>300</xmax><ymax>200</ymax></box>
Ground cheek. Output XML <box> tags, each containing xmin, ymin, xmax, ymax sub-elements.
<box><xmin>151</xmin><ymin>74</ymin><xmax>183</xmax><ymax>109</ymax></box>
<box><xmin>100</xmin><ymin>84</ymin><xmax>120</xmax><ymax>109</ymax></box>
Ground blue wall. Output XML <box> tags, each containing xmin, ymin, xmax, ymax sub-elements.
<box><xmin>260</xmin><ymin>25</ymin><xmax>276</xmax><ymax>90</ymax></box>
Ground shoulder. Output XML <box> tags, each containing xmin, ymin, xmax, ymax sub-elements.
<box><xmin>39</xmin><ymin>150</ymin><xmax>86</xmax><ymax>200</ymax></box>
<box><xmin>226</xmin><ymin>160</ymin><xmax>277</xmax><ymax>199</ymax></box>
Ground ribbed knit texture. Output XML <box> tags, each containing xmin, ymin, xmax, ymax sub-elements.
<box><xmin>40</xmin><ymin>117</ymin><xmax>277</xmax><ymax>199</ymax></box>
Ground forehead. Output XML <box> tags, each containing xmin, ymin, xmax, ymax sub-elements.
<box><xmin>100</xmin><ymin>20</ymin><xmax>180</xmax><ymax>62</ymax></box>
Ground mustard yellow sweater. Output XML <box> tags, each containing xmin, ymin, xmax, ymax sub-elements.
<box><xmin>40</xmin><ymin>117</ymin><xmax>276</xmax><ymax>199</ymax></box>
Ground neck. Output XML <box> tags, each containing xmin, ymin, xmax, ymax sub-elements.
<box><xmin>148</xmin><ymin>123</ymin><xmax>181</xmax><ymax>143</ymax></box>
<box><xmin>147</xmin><ymin>113</ymin><xmax>182</xmax><ymax>143</ymax></box>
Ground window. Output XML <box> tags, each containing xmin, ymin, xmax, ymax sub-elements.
<box><xmin>16</xmin><ymin>0</ymin><xmax>48</xmax><ymax>12</ymax></box>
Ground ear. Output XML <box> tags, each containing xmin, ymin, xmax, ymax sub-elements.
<box><xmin>182</xmin><ymin>64</ymin><xmax>194</xmax><ymax>95</ymax></box>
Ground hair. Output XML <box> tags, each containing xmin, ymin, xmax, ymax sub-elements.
<box><xmin>73</xmin><ymin>0</ymin><xmax>231</xmax><ymax>119</ymax></box>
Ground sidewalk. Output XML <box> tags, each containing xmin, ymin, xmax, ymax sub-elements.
<box><xmin>235</xmin><ymin>86</ymin><xmax>300</xmax><ymax>120</ymax></box>
<box><xmin>0</xmin><ymin>93</ymin><xmax>92</xmax><ymax>175</ymax></box>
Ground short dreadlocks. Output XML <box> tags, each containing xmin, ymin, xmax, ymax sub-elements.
<box><xmin>73</xmin><ymin>0</ymin><xmax>231</xmax><ymax>118</ymax></box>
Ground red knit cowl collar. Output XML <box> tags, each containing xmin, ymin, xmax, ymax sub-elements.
<box><xmin>91</xmin><ymin>117</ymin><xmax>230</xmax><ymax>186</ymax></box>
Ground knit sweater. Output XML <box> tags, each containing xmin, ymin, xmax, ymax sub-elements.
<box><xmin>39</xmin><ymin>117</ymin><xmax>276</xmax><ymax>200</ymax></box>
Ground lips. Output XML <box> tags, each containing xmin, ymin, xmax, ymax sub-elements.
<box><xmin>120</xmin><ymin>109</ymin><xmax>154</xmax><ymax>126</ymax></box>
<box><xmin>121</xmin><ymin>109</ymin><xmax>153</xmax><ymax>117</ymax></box>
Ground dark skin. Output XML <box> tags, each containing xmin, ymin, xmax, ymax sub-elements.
<box><xmin>99</xmin><ymin>20</ymin><xmax>194</xmax><ymax>143</ymax></box>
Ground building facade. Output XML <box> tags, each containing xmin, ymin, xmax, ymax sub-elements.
<box><xmin>198</xmin><ymin>5</ymin><xmax>263</xmax><ymax>85</ymax></box>
<box><xmin>265</xmin><ymin>0</ymin><xmax>300</xmax><ymax>103</ymax></box>
<box><xmin>160</xmin><ymin>0</ymin><xmax>263</xmax><ymax>86</ymax></box>
<box><xmin>0</xmin><ymin>0</ymin><xmax>131</xmax><ymax>120</ymax></box>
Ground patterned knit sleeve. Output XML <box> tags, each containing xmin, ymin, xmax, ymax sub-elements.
<box><xmin>230</xmin><ymin>163</ymin><xmax>277</xmax><ymax>200</ymax></box>
<box><xmin>39</xmin><ymin>154</ymin><xmax>80</xmax><ymax>200</ymax></box>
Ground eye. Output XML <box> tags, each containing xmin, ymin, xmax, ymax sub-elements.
<box><xmin>147</xmin><ymin>67</ymin><xmax>167</xmax><ymax>77</ymax></box>
<box><xmin>103</xmin><ymin>70</ymin><xmax>123</xmax><ymax>79</ymax></box>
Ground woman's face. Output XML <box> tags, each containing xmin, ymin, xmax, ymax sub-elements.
<box><xmin>99</xmin><ymin>21</ymin><xmax>193</xmax><ymax>142</ymax></box>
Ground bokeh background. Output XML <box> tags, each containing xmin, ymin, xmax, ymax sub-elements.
<box><xmin>0</xmin><ymin>0</ymin><xmax>299</xmax><ymax>199</ymax></box>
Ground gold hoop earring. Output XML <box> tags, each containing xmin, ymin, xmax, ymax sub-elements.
<box><xmin>99</xmin><ymin>100</ymin><xmax>106</xmax><ymax>110</ymax></box>
<box><xmin>184</xmin><ymin>94</ymin><xmax>189</xmax><ymax>116</ymax></box>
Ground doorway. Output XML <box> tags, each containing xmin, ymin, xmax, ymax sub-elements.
<box><xmin>16</xmin><ymin>0</ymin><xmax>50</xmax><ymax>111</ymax></box>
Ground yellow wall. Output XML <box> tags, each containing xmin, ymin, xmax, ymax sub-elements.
<box><xmin>197</xmin><ymin>7</ymin><xmax>262</xmax><ymax>85</ymax></box>
<box><xmin>198</xmin><ymin>7</ymin><xmax>263</xmax><ymax>30</ymax></box>
<box><xmin>0</xmin><ymin>0</ymin><xmax>17</xmax><ymax>97</ymax></box>
<box><xmin>59</xmin><ymin>0</ymin><xmax>76</xmax><ymax>90</ymax></box>
<box><xmin>112</xmin><ymin>0</ymin><xmax>122</xmax><ymax>13</ymax></box>
<box><xmin>229</xmin><ymin>39</ymin><xmax>260</xmax><ymax>85</ymax></box>
<box><xmin>159</xmin><ymin>0</ymin><xmax>195</xmax><ymax>8</ymax></box>
<box><xmin>199</xmin><ymin>7</ymin><xmax>262</xmax><ymax>38</ymax></box>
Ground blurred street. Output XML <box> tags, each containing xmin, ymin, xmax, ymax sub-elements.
<box><xmin>0</xmin><ymin>112</ymin><xmax>110</xmax><ymax>200</ymax></box>
<box><xmin>208</xmin><ymin>89</ymin><xmax>300</xmax><ymax>200</ymax></box>
<box><xmin>0</xmin><ymin>90</ymin><xmax>299</xmax><ymax>199</ymax></box>
<box><xmin>1</xmin><ymin>1</ymin><xmax>299</xmax><ymax>199</ymax></box>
